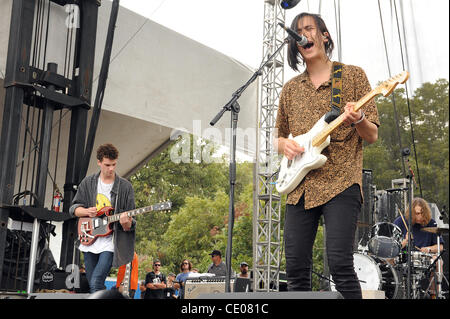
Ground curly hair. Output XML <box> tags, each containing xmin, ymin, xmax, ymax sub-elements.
<box><xmin>96</xmin><ymin>143</ymin><xmax>119</xmax><ymax>161</ymax></box>
<box><xmin>404</xmin><ymin>197</ymin><xmax>432</xmax><ymax>226</ymax></box>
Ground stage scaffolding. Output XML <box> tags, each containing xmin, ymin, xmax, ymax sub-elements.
<box><xmin>253</xmin><ymin>0</ymin><xmax>285</xmax><ymax>292</ymax></box>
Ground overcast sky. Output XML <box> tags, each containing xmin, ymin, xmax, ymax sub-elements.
<box><xmin>118</xmin><ymin>0</ymin><xmax>449</xmax><ymax>94</ymax></box>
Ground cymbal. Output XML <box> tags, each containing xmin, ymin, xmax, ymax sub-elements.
<box><xmin>421</xmin><ymin>226</ymin><xmax>449</xmax><ymax>234</ymax></box>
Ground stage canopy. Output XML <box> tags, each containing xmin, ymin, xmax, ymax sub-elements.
<box><xmin>0</xmin><ymin>0</ymin><xmax>258</xmax><ymax>265</ymax></box>
<box><xmin>0</xmin><ymin>0</ymin><xmax>258</xmax><ymax>179</ymax></box>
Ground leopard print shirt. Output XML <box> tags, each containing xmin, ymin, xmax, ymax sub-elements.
<box><xmin>275</xmin><ymin>62</ymin><xmax>380</xmax><ymax>209</ymax></box>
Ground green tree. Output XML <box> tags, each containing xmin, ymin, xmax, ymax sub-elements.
<box><xmin>364</xmin><ymin>79</ymin><xmax>449</xmax><ymax>209</ymax></box>
<box><xmin>162</xmin><ymin>191</ymin><xmax>229</xmax><ymax>273</ymax></box>
<box><xmin>130</xmin><ymin>136</ymin><xmax>229</xmax><ymax>253</ymax></box>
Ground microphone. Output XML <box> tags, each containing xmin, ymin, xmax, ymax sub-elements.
<box><xmin>278</xmin><ymin>23</ymin><xmax>308</xmax><ymax>46</ymax></box>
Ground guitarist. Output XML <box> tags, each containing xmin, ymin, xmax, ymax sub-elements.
<box><xmin>69</xmin><ymin>143</ymin><xmax>136</xmax><ymax>293</ymax></box>
<box><xmin>274</xmin><ymin>13</ymin><xmax>380</xmax><ymax>299</ymax></box>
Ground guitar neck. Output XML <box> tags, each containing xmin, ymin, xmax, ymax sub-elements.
<box><xmin>107</xmin><ymin>206</ymin><xmax>154</xmax><ymax>224</ymax></box>
<box><xmin>312</xmin><ymin>90</ymin><xmax>377</xmax><ymax>147</ymax></box>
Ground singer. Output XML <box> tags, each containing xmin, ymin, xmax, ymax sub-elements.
<box><xmin>274</xmin><ymin>13</ymin><xmax>380</xmax><ymax>298</ymax></box>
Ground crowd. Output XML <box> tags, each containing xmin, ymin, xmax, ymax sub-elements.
<box><xmin>136</xmin><ymin>249</ymin><xmax>251</xmax><ymax>299</ymax></box>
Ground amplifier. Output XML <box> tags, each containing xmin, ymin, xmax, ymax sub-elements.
<box><xmin>185</xmin><ymin>278</ymin><xmax>234</xmax><ymax>299</ymax></box>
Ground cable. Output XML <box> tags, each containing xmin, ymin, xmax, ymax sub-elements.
<box><xmin>393</xmin><ymin>0</ymin><xmax>423</xmax><ymax>197</ymax></box>
<box><xmin>377</xmin><ymin>0</ymin><xmax>406</xmax><ymax>177</ymax></box>
<box><xmin>333</xmin><ymin>0</ymin><xmax>342</xmax><ymax>61</ymax></box>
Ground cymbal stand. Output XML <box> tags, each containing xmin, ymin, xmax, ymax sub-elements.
<box><xmin>436</xmin><ymin>235</ymin><xmax>443</xmax><ymax>298</ymax></box>
<box><xmin>424</xmin><ymin>246</ymin><xmax>447</xmax><ymax>298</ymax></box>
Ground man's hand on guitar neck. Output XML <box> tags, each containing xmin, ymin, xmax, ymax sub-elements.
<box><xmin>119</xmin><ymin>212</ymin><xmax>133</xmax><ymax>231</ymax></box>
<box><xmin>275</xmin><ymin>137</ymin><xmax>305</xmax><ymax>161</ymax></box>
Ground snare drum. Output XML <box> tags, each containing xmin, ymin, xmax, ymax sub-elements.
<box><xmin>331</xmin><ymin>253</ymin><xmax>400</xmax><ymax>299</ymax></box>
<box><xmin>368</xmin><ymin>222</ymin><xmax>402</xmax><ymax>258</ymax></box>
<box><xmin>411</xmin><ymin>251</ymin><xmax>433</xmax><ymax>270</ymax></box>
<box><xmin>395</xmin><ymin>251</ymin><xmax>433</xmax><ymax>270</ymax></box>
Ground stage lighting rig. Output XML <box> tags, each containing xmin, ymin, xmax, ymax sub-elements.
<box><xmin>280</xmin><ymin>0</ymin><xmax>301</xmax><ymax>9</ymax></box>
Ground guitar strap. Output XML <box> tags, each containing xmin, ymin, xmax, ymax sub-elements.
<box><xmin>114</xmin><ymin>178</ymin><xmax>120</xmax><ymax>213</ymax></box>
<box><xmin>324</xmin><ymin>62</ymin><xmax>343</xmax><ymax>123</ymax></box>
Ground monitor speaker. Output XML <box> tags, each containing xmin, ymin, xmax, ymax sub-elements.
<box><xmin>197</xmin><ymin>291</ymin><xmax>343</xmax><ymax>299</ymax></box>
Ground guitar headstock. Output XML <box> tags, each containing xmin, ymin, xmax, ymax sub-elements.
<box><xmin>377</xmin><ymin>71</ymin><xmax>409</xmax><ymax>97</ymax></box>
<box><xmin>152</xmin><ymin>201</ymin><xmax>172</xmax><ymax>212</ymax></box>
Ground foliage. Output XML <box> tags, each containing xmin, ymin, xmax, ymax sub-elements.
<box><xmin>364</xmin><ymin>79</ymin><xmax>449</xmax><ymax>209</ymax></box>
<box><xmin>130</xmin><ymin>136</ymin><xmax>256</xmax><ymax>277</ymax></box>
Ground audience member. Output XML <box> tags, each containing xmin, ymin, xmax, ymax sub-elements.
<box><xmin>144</xmin><ymin>259</ymin><xmax>167</xmax><ymax>299</ymax></box>
<box><xmin>174</xmin><ymin>259</ymin><xmax>193</xmax><ymax>299</ymax></box>
<box><xmin>207</xmin><ymin>250</ymin><xmax>226</xmax><ymax>276</ymax></box>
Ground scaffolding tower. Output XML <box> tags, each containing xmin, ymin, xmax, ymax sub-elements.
<box><xmin>253</xmin><ymin>0</ymin><xmax>286</xmax><ymax>292</ymax></box>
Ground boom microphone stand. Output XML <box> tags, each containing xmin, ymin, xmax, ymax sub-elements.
<box><xmin>402</xmin><ymin>147</ymin><xmax>414</xmax><ymax>299</ymax></box>
<box><xmin>402</xmin><ymin>147</ymin><xmax>420</xmax><ymax>299</ymax></box>
<box><xmin>210</xmin><ymin>37</ymin><xmax>290</xmax><ymax>293</ymax></box>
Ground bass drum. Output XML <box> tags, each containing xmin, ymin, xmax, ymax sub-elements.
<box><xmin>331</xmin><ymin>253</ymin><xmax>400</xmax><ymax>299</ymax></box>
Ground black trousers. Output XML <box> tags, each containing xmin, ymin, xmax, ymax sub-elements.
<box><xmin>284</xmin><ymin>184</ymin><xmax>362</xmax><ymax>299</ymax></box>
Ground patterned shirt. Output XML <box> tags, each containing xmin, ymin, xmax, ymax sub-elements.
<box><xmin>275</xmin><ymin>62</ymin><xmax>380</xmax><ymax>209</ymax></box>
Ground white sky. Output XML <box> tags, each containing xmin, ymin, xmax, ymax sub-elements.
<box><xmin>118</xmin><ymin>0</ymin><xmax>449</xmax><ymax>94</ymax></box>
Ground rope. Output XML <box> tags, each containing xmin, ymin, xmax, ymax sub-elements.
<box><xmin>333</xmin><ymin>0</ymin><xmax>342</xmax><ymax>61</ymax></box>
<box><xmin>377</xmin><ymin>0</ymin><xmax>406</xmax><ymax>177</ymax></box>
<box><xmin>392</xmin><ymin>0</ymin><xmax>423</xmax><ymax>197</ymax></box>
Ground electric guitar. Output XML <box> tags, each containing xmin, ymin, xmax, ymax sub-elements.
<box><xmin>78</xmin><ymin>201</ymin><xmax>171</xmax><ymax>246</ymax></box>
<box><xmin>275</xmin><ymin>71</ymin><xmax>409</xmax><ymax>195</ymax></box>
<box><xmin>119</xmin><ymin>262</ymin><xmax>131</xmax><ymax>298</ymax></box>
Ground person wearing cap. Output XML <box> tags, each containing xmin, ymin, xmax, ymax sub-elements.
<box><xmin>164</xmin><ymin>273</ymin><xmax>178</xmax><ymax>299</ymax></box>
<box><xmin>207</xmin><ymin>250</ymin><xmax>227</xmax><ymax>277</ymax></box>
<box><xmin>238</xmin><ymin>262</ymin><xmax>250</xmax><ymax>278</ymax></box>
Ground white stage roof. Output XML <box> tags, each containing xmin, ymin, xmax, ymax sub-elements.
<box><xmin>0</xmin><ymin>0</ymin><xmax>258</xmax><ymax>181</ymax></box>
<box><xmin>0</xmin><ymin>0</ymin><xmax>258</xmax><ymax>265</ymax></box>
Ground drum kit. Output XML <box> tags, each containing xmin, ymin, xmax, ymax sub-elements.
<box><xmin>352</xmin><ymin>221</ymin><xmax>449</xmax><ymax>299</ymax></box>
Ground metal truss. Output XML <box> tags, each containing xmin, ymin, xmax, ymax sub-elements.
<box><xmin>253</xmin><ymin>0</ymin><xmax>286</xmax><ymax>292</ymax></box>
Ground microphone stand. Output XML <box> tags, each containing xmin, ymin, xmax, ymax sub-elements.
<box><xmin>401</xmin><ymin>147</ymin><xmax>414</xmax><ymax>299</ymax></box>
<box><xmin>210</xmin><ymin>38</ymin><xmax>290</xmax><ymax>293</ymax></box>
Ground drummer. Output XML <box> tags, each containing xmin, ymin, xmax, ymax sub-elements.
<box><xmin>393</xmin><ymin>197</ymin><xmax>445</xmax><ymax>297</ymax></box>
<box><xmin>393</xmin><ymin>197</ymin><xmax>444</xmax><ymax>254</ymax></box>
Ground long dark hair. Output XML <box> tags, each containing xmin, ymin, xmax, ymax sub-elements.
<box><xmin>180</xmin><ymin>259</ymin><xmax>192</xmax><ymax>271</ymax></box>
<box><xmin>287</xmin><ymin>12</ymin><xmax>334</xmax><ymax>71</ymax></box>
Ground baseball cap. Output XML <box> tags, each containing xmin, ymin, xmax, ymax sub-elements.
<box><xmin>240</xmin><ymin>262</ymin><xmax>248</xmax><ymax>267</ymax></box>
<box><xmin>209</xmin><ymin>250</ymin><xmax>221</xmax><ymax>257</ymax></box>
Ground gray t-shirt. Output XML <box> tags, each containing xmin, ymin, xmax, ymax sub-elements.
<box><xmin>207</xmin><ymin>261</ymin><xmax>227</xmax><ymax>276</ymax></box>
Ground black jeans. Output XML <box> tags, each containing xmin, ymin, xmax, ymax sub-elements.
<box><xmin>284</xmin><ymin>184</ymin><xmax>362</xmax><ymax>299</ymax></box>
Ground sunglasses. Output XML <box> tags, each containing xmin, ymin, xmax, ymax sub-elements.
<box><xmin>154</xmin><ymin>264</ymin><xmax>161</xmax><ymax>266</ymax></box>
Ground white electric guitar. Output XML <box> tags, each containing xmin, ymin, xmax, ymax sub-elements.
<box><xmin>276</xmin><ymin>71</ymin><xmax>409</xmax><ymax>195</ymax></box>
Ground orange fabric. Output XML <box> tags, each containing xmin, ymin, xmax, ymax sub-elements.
<box><xmin>116</xmin><ymin>252</ymin><xmax>139</xmax><ymax>290</ymax></box>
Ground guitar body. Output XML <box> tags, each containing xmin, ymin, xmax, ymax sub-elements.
<box><xmin>77</xmin><ymin>201</ymin><xmax>172</xmax><ymax>246</ymax></box>
<box><xmin>275</xmin><ymin>71</ymin><xmax>409</xmax><ymax>196</ymax></box>
<box><xmin>78</xmin><ymin>206</ymin><xmax>114</xmax><ymax>246</ymax></box>
<box><xmin>276</xmin><ymin>115</ymin><xmax>330</xmax><ymax>195</ymax></box>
